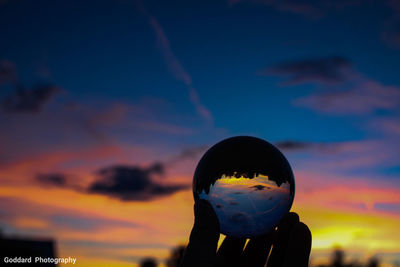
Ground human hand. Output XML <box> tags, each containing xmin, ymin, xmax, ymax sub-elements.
<box><xmin>180</xmin><ymin>200</ymin><xmax>311</xmax><ymax>267</ymax></box>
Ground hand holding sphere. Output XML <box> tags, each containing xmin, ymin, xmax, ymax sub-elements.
<box><xmin>181</xmin><ymin>136</ymin><xmax>311</xmax><ymax>267</ymax></box>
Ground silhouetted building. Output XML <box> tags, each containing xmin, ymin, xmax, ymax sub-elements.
<box><xmin>0</xmin><ymin>233</ymin><xmax>56</xmax><ymax>266</ymax></box>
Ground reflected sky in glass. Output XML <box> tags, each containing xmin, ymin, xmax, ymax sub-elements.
<box><xmin>193</xmin><ymin>136</ymin><xmax>295</xmax><ymax>238</ymax></box>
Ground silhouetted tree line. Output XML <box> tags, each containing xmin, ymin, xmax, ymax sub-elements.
<box><xmin>139</xmin><ymin>247</ymin><xmax>381</xmax><ymax>267</ymax></box>
<box><xmin>317</xmin><ymin>249</ymin><xmax>379</xmax><ymax>267</ymax></box>
<box><xmin>139</xmin><ymin>245</ymin><xmax>186</xmax><ymax>267</ymax></box>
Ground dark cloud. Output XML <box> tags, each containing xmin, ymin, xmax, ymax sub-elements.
<box><xmin>1</xmin><ymin>85</ymin><xmax>60</xmax><ymax>113</ymax></box>
<box><xmin>88</xmin><ymin>163</ymin><xmax>188</xmax><ymax>201</ymax></box>
<box><xmin>35</xmin><ymin>173</ymin><xmax>67</xmax><ymax>187</ymax></box>
<box><xmin>32</xmin><ymin>147</ymin><xmax>203</xmax><ymax>201</ymax></box>
<box><xmin>250</xmin><ymin>185</ymin><xmax>266</xmax><ymax>191</ymax></box>
<box><xmin>275</xmin><ymin>140</ymin><xmax>338</xmax><ymax>153</ymax></box>
<box><xmin>262</xmin><ymin>56</ymin><xmax>352</xmax><ymax>85</ymax></box>
<box><xmin>0</xmin><ymin>61</ymin><xmax>16</xmax><ymax>84</ymax></box>
<box><xmin>275</xmin><ymin>140</ymin><xmax>315</xmax><ymax>151</ymax></box>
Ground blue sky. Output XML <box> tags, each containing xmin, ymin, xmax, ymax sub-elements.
<box><xmin>2</xmin><ymin>0</ymin><xmax>399</xmax><ymax>145</ymax></box>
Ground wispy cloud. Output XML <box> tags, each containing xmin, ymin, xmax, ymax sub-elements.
<box><xmin>147</xmin><ymin>15</ymin><xmax>213</xmax><ymax>125</ymax></box>
<box><xmin>36</xmin><ymin>173</ymin><xmax>68</xmax><ymax>187</ymax></box>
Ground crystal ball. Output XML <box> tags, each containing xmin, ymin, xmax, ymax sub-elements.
<box><xmin>193</xmin><ymin>136</ymin><xmax>295</xmax><ymax>238</ymax></box>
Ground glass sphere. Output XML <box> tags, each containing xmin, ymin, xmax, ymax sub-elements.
<box><xmin>193</xmin><ymin>136</ymin><xmax>295</xmax><ymax>238</ymax></box>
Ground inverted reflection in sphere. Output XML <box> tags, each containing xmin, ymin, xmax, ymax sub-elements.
<box><xmin>193</xmin><ymin>136</ymin><xmax>295</xmax><ymax>238</ymax></box>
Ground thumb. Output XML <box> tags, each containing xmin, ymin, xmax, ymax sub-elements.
<box><xmin>180</xmin><ymin>199</ymin><xmax>220</xmax><ymax>267</ymax></box>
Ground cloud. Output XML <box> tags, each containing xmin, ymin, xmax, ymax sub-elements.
<box><xmin>275</xmin><ymin>140</ymin><xmax>315</xmax><ymax>151</ymax></box>
<box><xmin>228</xmin><ymin>0</ymin><xmax>361</xmax><ymax>18</ymax></box>
<box><xmin>294</xmin><ymin>79</ymin><xmax>400</xmax><ymax>114</ymax></box>
<box><xmin>28</xmin><ymin>151</ymin><xmax>191</xmax><ymax>201</ymax></box>
<box><xmin>371</xmin><ymin>118</ymin><xmax>400</xmax><ymax>136</ymax></box>
<box><xmin>230</xmin><ymin>0</ymin><xmax>400</xmax><ymax>49</ymax></box>
<box><xmin>166</xmin><ymin>145</ymin><xmax>209</xmax><ymax>165</ymax></box>
<box><xmin>381</xmin><ymin>0</ymin><xmax>400</xmax><ymax>47</ymax></box>
<box><xmin>0</xmin><ymin>60</ymin><xmax>60</xmax><ymax>114</ymax></box>
<box><xmin>148</xmin><ymin>17</ymin><xmax>191</xmax><ymax>86</ymax></box>
<box><xmin>275</xmin><ymin>139</ymin><xmax>400</xmax><ymax>174</ymax></box>
<box><xmin>0</xmin><ymin>60</ymin><xmax>16</xmax><ymax>84</ymax></box>
<box><xmin>134</xmin><ymin>121</ymin><xmax>194</xmax><ymax>135</ymax></box>
<box><xmin>0</xmin><ymin>196</ymin><xmax>141</xmax><ymax>235</ymax></box>
<box><xmin>274</xmin><ymin>140</ymin><xmax>362</xmax><ymax>154</ymax></box>
<box><xmin>53</xmin><ymin>99</ymin><xmax>197</xmax><ymax>147</ymax></box>
<box><xmin>50</xmin><ymin>213</ymin><xmax>140</xmax><ymax>231</ymax></box>
<box><xmin>1</xmin><ymin>84</ymin><xmax>60</xmax><ymax>113</ymax></box>
<box><xmin>293</xmin><ymin>139</ymin><xmax>400</xmax><ymax>175</ymax></box>
<box><xmin>382</xmin><ymin>17</ymin><xmax>400</xmax><ymax>46</ymax></box>
<box><xmin>147</xmin><ymin>15</ymin><xmax>213</xmax><ymax>125</ymax></box>
<box><xmin>228</xmin><ymin>0</ymin><xmax>320</xmax><ymax>17</ymax></box>
<box><xmin>35</xmin><ymin>173</ymin><xmax>67</xmax><ymax>187</ymax></box>
<box><xmin>266</xmin><ymin>55</ymin><xmax>400</xmax><ymax>115</ymax></box>
<box><xmin>87</xmin><ymin>163</ymin><xmax>189</xmax><ymax>201</ymax></box>
<box><xmin>35</xmin><ymin>172</ymin><xmax>85</xmax><ymax>192</ymax></box>
<box><xmin>294</xmin><ymin>170</ymin><xmax>400</xmax><ymax>212</ymax></box>
<box><xmin>262</xmin><ymin>56</ymin><xmax>352</xmax><ymax>85</ymax></box>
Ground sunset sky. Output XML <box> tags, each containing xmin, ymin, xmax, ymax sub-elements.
<box><xmin>1</xmin><ymin>0</ymin><xmax>400</xmax><ymax>266</ymax></box>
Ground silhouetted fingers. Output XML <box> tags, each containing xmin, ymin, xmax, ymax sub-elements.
<box><xmin>180</xmin><ymin>200</ymin><xmax>220</xmax><ymax>267</ymax></box>
<box><xmin>215</xmin><ymin>236</ymin><xmax>246</xmax><ymax>267</ymax></box>
<box><xmin>267</xmin><ymin>212</ymin><xmax>299</xmax><ymax>267</ymax></box>
<box><xmin>241</xmin><ymin>231</ymin><xmax>274</xmax><ymax>267</ymax></box>
<box><xmin>282</xmin><ymin>222</ymin><xmax>312</xmax><ymax>267</ymax></box>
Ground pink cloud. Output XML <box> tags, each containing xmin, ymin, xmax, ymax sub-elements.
<box><xmin>0</xmin><ymin>97</ymin><xmax>200</xmax><ymax>169</ymax></box>
<box><xmin>283</xmin><ymin>139</ymin><xmax>399</xmax><ymax>173</ymax></box>
<box><xmin>294</xmin><ymin>79</ymin><xmax>400</xmax><ymax>114</ymax></box>
<box><xmin>294</xmin><ymin>169</ymin><xmax>400</xmax><ymax>213</ymax></box>
<box><xmin>371</xmin><ymin>117</ymin><xmax>400</xmax><ymax>136</ymax></box>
